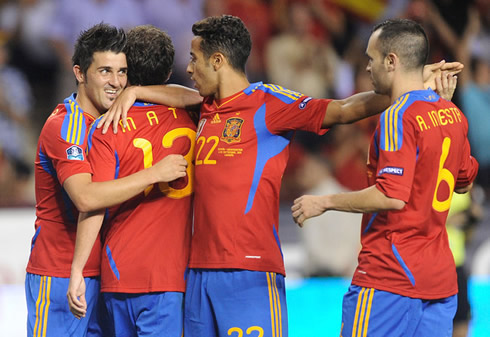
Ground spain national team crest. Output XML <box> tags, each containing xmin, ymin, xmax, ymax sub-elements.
<box><xmin>221</xmin><ymin>117</ymin><xmax>244</xmax><ymax>144</ymax></box>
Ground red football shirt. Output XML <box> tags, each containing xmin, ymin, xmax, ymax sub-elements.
<box><xmin>189</xmin><ymin>82</ymin><xmax>331</xmax><ymax>275</ymax></box>
<box><xmin>352</xmin><ymin>89</ymin><xmax>479</xmax><ymax>299</ymax></box>
<box><xmin>88</xmin><ymin>103</ymin><xmax>195</xmax><ymax>293</ymax></box>
<box><xmin>27</xmin><ymin>94</ymin><xmax>101</xmax><ymax>278</ymax></box>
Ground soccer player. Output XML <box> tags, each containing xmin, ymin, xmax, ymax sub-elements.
<box><xmin>292</xmin><ymin>19</ymin><xmax>479</xmax><ymax>337</ymax></box>
<box><xmin>98</xmin><ymin>15</ymin><xmax>464</xmax><ymax>337</ymax></box>
<box><xmin>26</xmin><ymin>23</ymin><xmax>189</xmax><ymax>337</ymax></box>
<box><xmin>66</xmin><ymin>25</ymin><xmax>196</xmax><ymax>337</ymax></box>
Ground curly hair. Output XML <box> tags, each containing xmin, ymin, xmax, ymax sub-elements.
<box><xmin>125</xmin><ymin>25</ymin><xmax>175</xmax><ymax>86</ymax></box>
<box><xmin>192</xmin><ymin>15</ymin><xmax>251</xmax><ymax>73</ymax></box>
<box><xmin>372</xmin><ymin>19</ymin><xmax>429</xmax><ymax>70</ymax></box>
<box><xmin>72</xmin><ymin>23</ymin><xmax>126</xmax><ymax>76</ymax></box>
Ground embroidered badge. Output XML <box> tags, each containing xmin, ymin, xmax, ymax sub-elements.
<box><xmin>221</xmin><ymin>117</ymin><xmax>244</xmax><ymax>144</ymax></box>
<box><xmin>378</xmin><ymin>166</ymin><xmax>404</xmax><ymax>176</ymax></box>
<box><xmin>66</xmin><ymin>145</ymin><xmax>84</xmax><ymax>161</ymax></box>
<box><xmin>299</xmin><ymin>96</ymin><xmax>312</xmax><ymax>109</ymax></box>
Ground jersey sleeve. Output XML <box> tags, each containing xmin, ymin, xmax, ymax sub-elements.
<box><xmin>455</xmin><ymin>135</ymin><xmax>479</xmax><ymax>188</ymax></box>
<box><xmin>86</xmin><ymin>123</ymin><xmax>117</xmax><ymax>183</ymax></box>
<box><xmin>261</xmin><ymin>85</ymin><xmax>331</xmax><ymax>135</ymax></box>
<box><xmin>42</xmin><ymin>115</ymin><xmax>93</xmax><ymax>185</ymax></box>
<box><xmin>374</xmin><ymin>105</ymin><xmax>417</xmax><ymax>203</ymax></box>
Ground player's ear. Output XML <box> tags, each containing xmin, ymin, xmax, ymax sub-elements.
<box><xmin>212</xmin><ymin>53</ymin><xmax>225</xmax><ymax>71</ymax></box>
<box><xmin>73</xmin><ymin>65</ymin><xmax>85</xmax><ymax>83</ymax></box>
<box><xmin>385</xmin><ymin>53</ymin><xmax>397</xmax><ymax>72</ymax></box>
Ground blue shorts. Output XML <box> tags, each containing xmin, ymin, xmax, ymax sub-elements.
<box><xmin>341</xmin><ymin>285</ymin><xmax>457</xmax><ymax>337</ymax></box>
<box><xmin>184</xmin><ymin>269</ymin><xmax>288</xmax><ymax>337</ymax></box>
<box><xmin>25</xmin><ymin>273</ymin><xmax>105</xmax><ymax>337</ymax></box>
<box><xmin>103</xmin><ymin>291</ymin><xmax>183</xmax><ymax>337</ymax></box>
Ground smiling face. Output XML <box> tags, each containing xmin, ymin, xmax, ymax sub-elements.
<box><xmin>186</xmin><ymin>36</ymin><xmax>218</xmax><ymax>97</ymax></box>
<box><xmin>75</xmin><ymin>51</ymin><xmax>128</xmax><ymax>116</ymax></box>
<box><xmin>365</xmin><ymin>30</ymin><xmax>392</xmax><ymax>96</ymax></box>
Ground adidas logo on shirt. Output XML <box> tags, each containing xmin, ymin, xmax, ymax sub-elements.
<box><xmin>211</xmin><ymin>113</ymin><xmax>221</xmax><ymax>124</ymax></box>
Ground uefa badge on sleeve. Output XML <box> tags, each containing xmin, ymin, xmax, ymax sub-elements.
<box><xmin>66</xmin><ymin>145</ymin><xmax>84</xmax><ymax>161</ymax></box>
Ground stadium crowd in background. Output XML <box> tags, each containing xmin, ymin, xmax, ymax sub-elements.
<box><xmin>0</xmin><ymin>2</ymin><xmax>488</xmax><ymax>334</ymax></box>
<box><xmin>0</xmin><ymin>0</ymin><xmax>487</xmax><ymax>205</ymax></box>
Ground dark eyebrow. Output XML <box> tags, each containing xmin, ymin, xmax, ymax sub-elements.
<box><xmin>96</xmin><ymin>66</ymin><xmax>128</xmax><ymax>71</ymax></box>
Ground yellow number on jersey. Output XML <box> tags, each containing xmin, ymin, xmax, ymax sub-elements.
<box><xmin>159</xmin><ymin>128</ymin><xmax>196</xmax><ymax>198</ymax></box>
<box><xmin>227</xmin><ymin>326</ymin><xmax>264</xmax><ymax>337</ymax></box>
<box><xmin>133</xmin><ymin>138</ymin><xmax>154</xmax><ymax>196</ymax></box>
<box><xmin>195</xmin><ymin>136</ymin><xmax>218</xmax><ymax>165</ymax></box>
<box><xmin>133</xmin><ymin>127</ymin><xmax>196</xmax><ymax>199</ymax></box>
<box><xmin>432</xmin><ymin>137</ymin><xmax>455</xmax><ymax>212</ymax></box>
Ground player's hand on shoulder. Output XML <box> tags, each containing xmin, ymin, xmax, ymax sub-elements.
<box><xmin>153</xmin><ymin>154</ymin><xmax>188</xmax><ymax>182</ymax></box>
<box><xmin>98</xmin><ymin>86</ymin><xmax>137</xmax><ymax>134</ymax></box>
<box><xmin>66</xmin><ymin>273</ymin><xmax>87</xmax><ymax>319</ymax></box>
<box><xmin>423</xmin><ymin>60</ymin><xmax>463</xmax><ymax>93</ymax></box>
<box><xmin>435</xmin><ymin>71</ymin><xmax>458</xmax><ymax>101</ymax></box>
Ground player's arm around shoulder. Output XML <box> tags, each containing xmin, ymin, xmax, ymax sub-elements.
<box><xmin>322</xmin><ymin>91</ymin><xmax>390</xmax><ymax>128</ymax></box>
<box><xmin>321</xmin><ymin>61</ymin><xmax>464</xmax><ymax>128</ymax></box>
<box><xmin>99</xmin><ymin>85</ymin><xmax>202</xmax><ymax>134</ymax></box>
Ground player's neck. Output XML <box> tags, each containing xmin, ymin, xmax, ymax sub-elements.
<box><xmin>75</xmin><ymin>90</ymin><xmax>101</xmax><ymax>119</ymax></box>
<box><xmin>390</xmin><ymin>71</ymin><xmax>425</xmax><ymax>103</ymax></box>
<box><xmin>215</xmin><ymin>70</ymin><xmax>250</xmax><ymax>100</ymax></box>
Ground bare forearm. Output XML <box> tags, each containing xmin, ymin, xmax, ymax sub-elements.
<box><xmin>71</xmin><ymin>211</ymin><xmax>104</xmax><ymax>274</ymax></box>
<box><xmin>86</xmin><ymin>169</ymin><xmax>157</xmax><ymax>209</ymax></box>
<box><xmin>292</xmin><ymin>185</ymin><xmax>405</xmax><ymax>226</ymax></box>
<box><xmin>132</xmin><ymin>84</ymin><xmax>202</xmax><ymax>109</ymax></box>
<box><xmin>322</xmin><ymin>185</ymin><xmax>404</xmax><ymax>213</ymax></box>
<box><xmin>323</xmin><ymin>91</ymin><xmax>389</xmax><ymax>128</ymax></box>
<box><xmin>65</xmin><ymin>168</ymin><xmax>158</xmax><ymax>212</ymax></box>
<box><xmin>66</xmin><ymin>154</ymin><xmax>187</xmax><ymax>212</ymax></box>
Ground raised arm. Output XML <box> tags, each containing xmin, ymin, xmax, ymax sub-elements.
<box><xmin>291</xmin><ymin>185</ymin><xmax>405</xmax><ymax>227</ymax></box>
<box><xmin>322</xmin><ymin>91</ymin><xmax>390</xmax><ymax>128</ymax></box>
<box><xmin>99</xmin><ymin>84</ymin><xmax>202</xmax><ymax>134</ymax></box>
<box><xmin>66</xmin><ymin>211</ymin><xmax>105</xmax><ymax>318</ymax></box>
<box><xmin>322</xmin><ymin>60</ymin><xmax>464</xmax><ymax>127</ymax></box>
<box><xmin>63</xmin><ymin>153</ymin><xmax>188</xmax><ymax>212</ymax></box>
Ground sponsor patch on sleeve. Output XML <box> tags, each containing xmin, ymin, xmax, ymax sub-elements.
<box><xmin>299</xmin><ymin>96</ymin><xmax>312</xmax><ymax>109</ymax></box>
<box><xmin>378</xmin><ymin>166</ymin><xmax>404</xmax><ymax>176</ymax></box>
<box><xmin>66</xmin><ymin>145</ymin><xmax>84</xmax><ymax>161</ymax></box>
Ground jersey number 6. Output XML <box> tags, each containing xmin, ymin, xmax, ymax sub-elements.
<box><xmin>432</xmin><ymin>137</ymin><xmax>455</xmax><ymax>212</ymax></box>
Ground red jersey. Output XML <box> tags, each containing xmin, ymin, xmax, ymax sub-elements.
<box><xmin>190</xmin><ymin>82</ymin><xmax>330</xmax><ymax>275</ymax></box>
<box><xmin>27</xmin><ymin>94</ymin><xmax>101</xmax><ymax>278</ymax></box>
<box><xmin>353</xmin><ymin>89</ymin><xmax>478</xmax><ymax>299</ymax></box>
<box><xmin>87</xmin><ymin>102</ymin><xmax>195</xmax><ymax>293</ymax></box>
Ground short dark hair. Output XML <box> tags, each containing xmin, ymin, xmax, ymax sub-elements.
<box><xmin>192</xmin><ymin>15</ymin><xmax>251</xmax><ymax>73</ymax></box>
<box><xmin>372</xmin><ymin>19</ymin><xmax>429</xmax><ymax>70</ymax></box>
<box><xmin>72</xmin><ymin>23</ymin><xmax>127</xmax><ymax>76</ymax></box>
<box><xmin>125</xmin><ymin>25</ymin><xmax>175</xmax><ymax>86</ymax></box>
